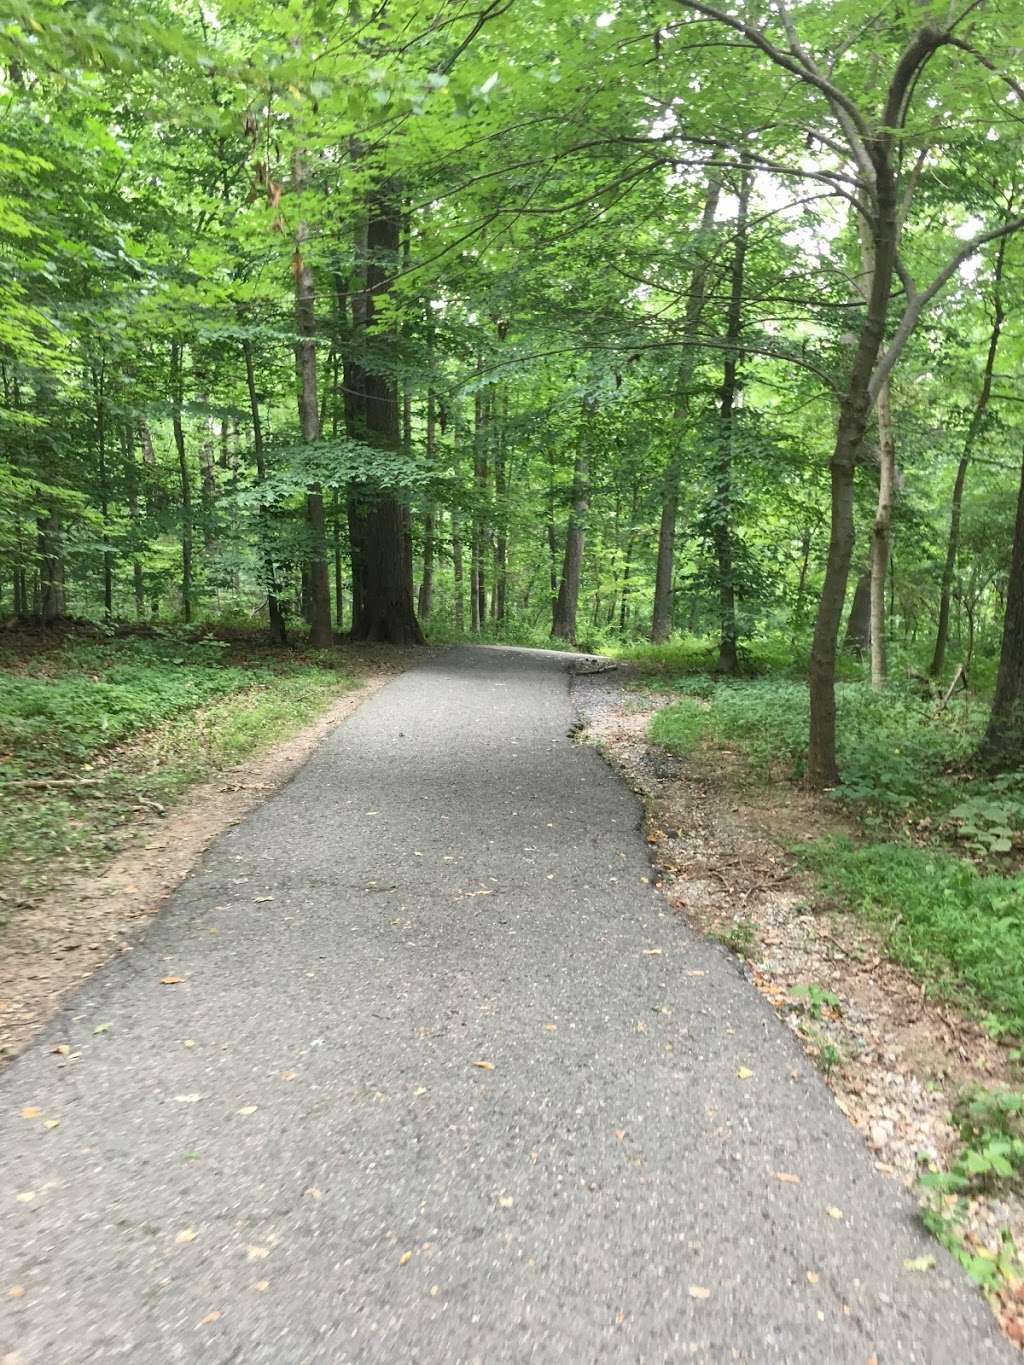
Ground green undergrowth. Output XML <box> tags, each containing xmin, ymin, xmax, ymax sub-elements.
<box><xmin>797</xmin><ymin>838</ymin><xmax>1024</xmax><ymax>1037</ymax></box>
<box><xmin>647</xmin><ymin>674</ymin><xmax>1023</xmax><ymax>1026</ymax></box>
<box><xmin>0</xmin><ymin>630</ymin><xmax>357</xmax><ymax>919</ymax></box>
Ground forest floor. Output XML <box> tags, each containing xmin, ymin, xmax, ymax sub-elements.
<box><xmin>574</xmin><ymin>666</ymin><xmax>1024</xmax><ymax>1349</ymax></box>
<box><xmin>0</xmin><ymin>627</ymin><xmax>416</xmax><ymax>1064</ymax></box>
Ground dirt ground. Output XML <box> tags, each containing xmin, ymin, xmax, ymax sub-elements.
<box><xmin>573</xmin><ymin>667</ymin><xmax>1024</xmax><ymax>1347</ymax></box>
<box><xmin>0</xmin><ymin>649</ymin><xmax>414</xmax><ymax>1066</ymax></box>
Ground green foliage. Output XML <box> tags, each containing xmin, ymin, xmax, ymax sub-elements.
<box><xmin>0</xmin><ymin>637</ymin><xmax>262</xmax><ymax>778</ymax></box>
<box><xmin>788</xmin><ymin>983</ymin><xmax>841</xmax><ymax>1020</ymax></box>
<box><xmin>647</xmin><ymin>698</ymin><xmax>705</xmax><ymax>756</ymax></box>
<box><xmin>946</xmin><ymin>773</ymin><xmax>1024</xmax><ymax>857</ymax></box>
<box><xmin>0</xmin><ymin>632</ymin><xmax>355</xmax><ymax>885</ymax></box>
<box><xmin>920</xmin><ymin>1086</ymin><xmax>1024</xmax><ymax>1287</ymax></box>
<box><xmin>719</xmin><ymin>916</ymin><xmax>759</xmax><ymax>959</ymax></box>
<box><xmin>797</xmin><ymin>839</ymin><xmax>1024</xmax><ymax>1037</ymax></box>
<box><xmin>647</xmin><ymin>676</ymin><xmax>977</xmax><ymax>812</ymax></box>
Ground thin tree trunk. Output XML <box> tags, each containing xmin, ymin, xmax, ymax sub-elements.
<box><xmin>292</xmin><ymin>151</ymin><xmax>333</xmax><ymax>648</ymax></box>
<box><xmin>170</xmin><ymin>340</ymin><xmax>193</xmax><ymax>623</ymax></box>
<box><xmin>930</xmin><ymin>235</ymin><xmax>1007</xmax><ymax>677</ymax></box>
<box><xmin>844</xmin><ymin>570</ymin><xmax>872</xmax><ymax>652</ymax></box>
<box><xmin>652</xmin><ymin>178</ymin><xmax>721</xmax><ymax>642</ymax></box>
<box><xmin>870</xmin><ymin>382</ymin><xmax>895</xmax><ymax>687</ymax></box>
<box><xmin>713</xmin><ymin>164</ymin><xmax>749</xmax><ymax>674</ymax></box>
<box><xmin>807</xmin><ymin>156</ymin><xmax>901</xmax><ymax>787</ymax></box>
<box><xmin>418</xmin><ymin>389</ymin><xmax>437</xmax><ymax>620</ymax></box>
<box><xmin>243</xmin><ymin>336</ymin><xmax>286</xmax><ymax>643</ymax></box>
<box><xmin>493</xmin><ymin>392</ymin><xmax>508</xmax><ymax>623</ymax></box>
<box><xmin>123</xmin><ymin>423</ymin><xmax>145</xmax><ymax>619</ymax></box>
<box><xmin>552</xmin><ymin>401</ymin><xmax>593</xmax><ymax>641</ymax></box>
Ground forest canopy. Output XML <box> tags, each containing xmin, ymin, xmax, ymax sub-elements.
<box><xmin>3</xmin><ymin>0</ymin><xmax>1024</xmax><ymax>783</ymax></box>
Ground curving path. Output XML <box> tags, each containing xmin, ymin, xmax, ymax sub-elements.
<box><xmin>0</xmin><ymin>646</ymin><xmax>1011</xmax><ymax>1363</ymax></box>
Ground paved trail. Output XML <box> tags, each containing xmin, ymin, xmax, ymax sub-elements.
<box><xmin>0</xmin><ymin>647</ymin><xmax>1010</xmax><ymax>1363</ymax></box>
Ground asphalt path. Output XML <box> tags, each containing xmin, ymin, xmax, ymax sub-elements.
<box><xmin>0</xmin><ymin>645</ymin><xmax>1011</xmax><ymax>1363</ymax></box>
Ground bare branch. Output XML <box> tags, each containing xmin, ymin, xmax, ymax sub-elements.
<box><xmin>871</xmin><ymin>214</ymin><xmax>1024</xmax><ymax>401</ymax></box>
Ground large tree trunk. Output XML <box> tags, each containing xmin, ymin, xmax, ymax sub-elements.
<box><xmin>980</xmin><ymin>449</ymin><xmax>1024</xmax><ymax>767</ymax></box>
<box><xmin>346</xmin><ymin>184</ymin><xmax>424</xmax><ymax>644</ymax></box>
<box><xmin>292</xmin><ymin>152</ymin><xmax>333</xmax><ymax>649</ymax></box>
<box><xmin>713</xmin><ymin>164</ymin><xmax>749</xmax><ymax>675</ymax></box>
<box><xmin>930</xmin><ymin>238</ymin><xmax>1007</xmax><ymax>677</ymax></box>
<box><xmin>652</xmin><ymin>178</ymin><xmax>721</xmax><ymax>642</ymax></box>
<box><xmin>552</xmin><ymin>403</ymin><xmax>592</xmax><ymax>642</ymax></box>
<box><xmin>243</xmin><ymin>337</ymin><xmax>287</xmax><ymax>644</ymax></box>
<box><xmin>170</xmin><ymin>340</ymin><xmax>193</xmax><ymax>623</ymax></box>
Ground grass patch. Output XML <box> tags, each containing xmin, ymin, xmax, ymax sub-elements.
<box><xmin>648</xmin><ymin>697</ymin><xmax>706</xmax><ymax>755</ymax></box>
<box><xmin>798</xmin><ymin>837</ymin><xmax>1024</xmax><ymax>1036</ymax></box>
<box><xmin>0</xmin><ymin>630</ymin><xmax>357</xmax><ymax>913</ymax></box>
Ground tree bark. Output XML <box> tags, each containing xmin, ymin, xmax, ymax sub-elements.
<box><xmin>844</xmin><ymin>570</ymin><xmax>872</xmax><ymax>652</ymax></box>
<box><xmin>418</xmin><ymin>389</ymin><xmax>437</xmax><ymax>620</ymax></box>
<box><xmin>652</xmin><ymin>178</ymin><xmax>721</xmax><ymax>642</ymax></box>
<box><xmin>869</xmin><ymin>381</ymin><xmax>895</xmax><ymax>688</ymax></box>
<box><xmin>552</xmin><ymin>402</ymin><xmax>592</xmax><ymax>641</ymax></box>
<box><xmin>713</xmin><ymin>164</ymin><xmax>749</xmax><ymax>674</ymax></box>
<box><xmin>346</xmin><ymin>183</ymin><xmax>424</xmax><ymax>644</ymax></box>
<box><xmin>929</xmin><ymin>236</ymin><xmax>1007</xmax><ymax>677</ymax></box>
<box><xmin>243</xmin><ymin>336</ymin><xmax>286</xmax><ymax>643</ymax></box>
<box><xmin>980</xmin><ymin>448</ymin><xmax>1024</xmax><ymax>767</ymax></box>
<box><xmin>292</xmin><ymin>151</ymin><xmax>333</xmax><ymax>649</ymax></box>
<box><xmin>170</xmin><ymin>340</ymin><xmax>193</xmax><ymax>623</ymax></box>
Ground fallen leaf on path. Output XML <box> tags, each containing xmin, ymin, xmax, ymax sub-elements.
<box><xmin>775</xmin><ymin>1172</ymin><xmax>800</xmax><ymax>1184</ymax></box>
<box><xmin>183</xmin><ymin>1040</ymin><xmax>195</xmax><ymax>1048</ymax></box>
<box><xmin>430</xmin><ymin>1284</ymin><xmax>439</xmax><ymax>1296</ymax></box>
<box><xmin>8</xmin><ymin>1286</ymin><xmax>24</xmax><ymax>1299</ymax></box>
<box><xmin>903</xmin><ymin>1254</ymin><xmax>936</xmax><ymax>1272</ymax></box>
<box><xmin>19</xmin><ymin>1107</ymin><xmax>40</xmax><ymax>1119</ymax></box>
<box><xmin>737</xmin><ymin>1067</ymin><xmax>754</xmax><ymax>1080</ymax></box>
<box><xmin>198</xmin><ymin>1311</ymin><xmax>220</xmax><ymax>1326</ymax></box>
<box><xmin>399</xmin><ymin>1251</ymin><xmax>413</xmax><ymax>1265</ymax></box>
<box><xmin>472</xmin><ymin>1060</ymin><xmax>495</xmax><ymax>1070</ymax></box>
<box><xmin>237</xmin><ymin>1105</ymin><xmax>258</xmax><ymax>1115</ymax></box>
<box><xmin>43</xmin><ymin>1119</ymin><xmax>59</xmax><ymax>1131</ymax></box>
<box><xmin>174</xmin><ymin>1093</ymin><xmax>202</xmax><ymax>1104</ymax></box>
<box><xmin>93</xmin><ymin>1023</ymin><xmax>110</xmax><ymax>1034</ymax></box>
<box><xmin>15</xmin><ymin>1192</ymin><xmax>35</xmax><ymax>1203</ymax></box>
<box><xmin>498</xmin><ymin>1195</ymin><xmax>514</xmax><ymax>1208</ymax></box>
<box><xmin>246</xmin><ymin>1246</ymin><xmax>269</xmax><ymax>1262</ymax></box>
<box><xmin>826</xmin><ymin>1206</ymin><xmax>843</xmax><ymax>1220</ymax></box>
<box><xmin>160</xmin><ymin>976</ymin><xmax>183</xmax><ymax>985</ymax></box>
<box><xmin>688</xmin><ymin>1285</ymin><xmax>711</xmax><ymax>1299</ymax></box>
<box><xmin>253</xmin><ymin>1280</ymin><xmax>269</xmax><ymax>1292</ymax></box>
<box><xmin>175</xmin><ymin>1228</ymin><xmax>198</xmax><ymax>1244</ymax></box>
<box><xmin>51</xmin><ymin>1045</ymin><xmax>70</xmax><ymax>1057</ymax></box>
<box><xmin>806</xmin><ymin>1271</ymin><xmax>819</xmax><ymax>1284</ymax></box>
<box><xmin>686</xmin><ymin>970</ymin><xmax>706</xmax><ymax>977</ymax></box>
<box><xmin>642</xmin><ymin>948</ymin><xmax>663</xmax><ymax>956</ymax></box>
